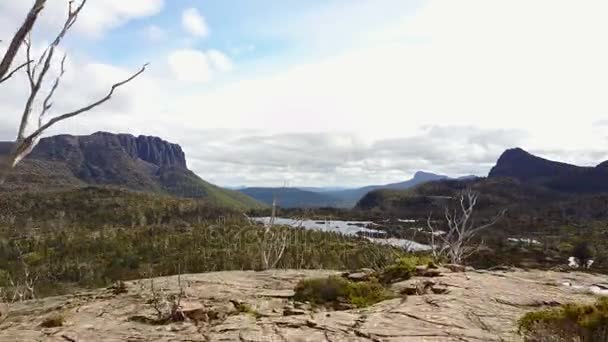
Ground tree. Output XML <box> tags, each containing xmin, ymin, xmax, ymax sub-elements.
<box><xmin>0</xmin><ymin>0</ymin><xmax>147</xmax><ymax>184</ymax></box>
<box><xmin>427</xmin><ymin>188</ymin><xmax>506</xmax><ymax>264</ymax></box>
<box><xmin>571</xmin><ymin>241</ymin><xmax>594</xmax><ymax>268</ymax></box>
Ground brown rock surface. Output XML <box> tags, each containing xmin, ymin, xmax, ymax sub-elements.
<box><xmin>0</xmin><ymin>268</ymin><xmax>605</xmax><ymax>341</ymax></box>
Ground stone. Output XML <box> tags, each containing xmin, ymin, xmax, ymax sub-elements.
<box><xmin>415</xmin><ymin>266</ymin><xmax>442</xmax><ymax>277</ymax></box>
<box><xmin>445</xmin><ymin>264</ymin><xmax>466</xmax><ymax>273</ymax></box>
<box><xmin>283</xmin><ymin>307</ymin><xmax>307</xmax><ymax>316</ymax></box>
<box><xmin>342</xmin><ymin>268</ymin><xmax>376</xmax><ymax>282</ymax></box>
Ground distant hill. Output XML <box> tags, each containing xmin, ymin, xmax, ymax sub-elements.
<box><xmin>240</xmin><ymin>171</ymin><xmax>472</xmax><ymax>208</ymax></box>
<box><xmin>239</xmin><ymin>187</ymin><xmax>345</xmax><ymax>208</ymax></box>
<box><xmin>0</xmin><ymin>132</ymin><xmax>262</xmax><ymax>210</ymax></box>
<box><xmin>489</xmin><ymin>148</ymin><xmax>608</xmax><ymax>193</ymax></box>
<box><xmin>323</xmin><ymin>171</ymin><xmax>475</xmax><ymax>207</ymax></box>
<box><xmin>355</xmin><ymin>148</ymin><xmax>608</xmax><ymax>225</ymax></box>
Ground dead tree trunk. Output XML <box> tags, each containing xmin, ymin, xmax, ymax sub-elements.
<box><xmin>427</xmin><ymin>188</ymin><xmax>505</xmax><ymax>264</ymax></box>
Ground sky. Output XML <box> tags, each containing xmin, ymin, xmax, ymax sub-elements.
<box><xmin>1</xmin><ymin>0</ymin><xmax>607</xmax><ymax>187</ymax></box>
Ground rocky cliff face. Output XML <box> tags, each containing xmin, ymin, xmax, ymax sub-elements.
<box><xmin>0</xmin><ymin>132</ymin><xmax>261</xmax><ymax>209</ymax></box>
<box><xmin>30</xmin><ymin>131</ymin><xmax>187</xmax><ymax>169</ymax></box>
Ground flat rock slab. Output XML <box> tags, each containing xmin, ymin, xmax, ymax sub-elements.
<box><xmin>0</xmin><ymin>269</ymin><xmax>605</xmax><ymax>341</ymax></box>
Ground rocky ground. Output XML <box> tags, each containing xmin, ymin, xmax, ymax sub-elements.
<box><xmin>0</xmin><ymin>267</ymin><xmax>606</xmax><ymax>341</ymax></box>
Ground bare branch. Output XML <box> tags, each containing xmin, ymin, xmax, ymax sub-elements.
<box><xmin>427</xmin><ymin>189</ymin><xmax>505</xmax><ymax>264</ymax></box>
<box><xmin>0</xmin><ymin>0</ymin><xmax>46</xmax><ymax>83</ymax></box>
<box><xmin>0</xmin><ymin>0</ymin><xmax>148</xmax><ymax>186</ymax></box>
<box><xmin>0</xmin><ymin>60</ymin><xmax>31</xmax><ymax>84</ymax></box>
<box><xmin>39</xmin><ymin>54</ymin><xmax>67</xmax><ymax>128</ymax></box>
<box><xmin>31</xmin><ymin>63</ymin><xmax>148</xmax><ymax>140</ymax></box>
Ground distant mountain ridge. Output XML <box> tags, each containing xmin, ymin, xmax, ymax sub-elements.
<box><xmin>355</xmin><ymin>147</ymin><xmax>608</xmax><ymax>220</ymax></box>
<box><xmin>489</xmin><ymin>147</ymin><xmax>608</xmax><ymax>193</ymax></box>
<box><xmin>0</xmin><ymin>132</ymin><xmax>262</xmax><ymax>209</ymax></box>
<box><xmin>239</xmin><ymin>171</ymin><xmax>474</xmax><ymax>208</ymax></box>
<box><xmin>239</xmin><ymin>187</ymin><xmax>344</xmax><ymax>208</ymax></box>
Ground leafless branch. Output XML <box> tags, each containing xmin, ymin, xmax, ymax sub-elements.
<box><xmin>426</xmin><ymin>189</ymin><xmax>505</xmax><ymax>264</ymax></box>
<box><xmin>0</xmin><ymin>0</ymin><xmax>148</xmax><ymax>185</ymax></box>
<box><xmin>0</xmin><ymin>60</ymin><xmax>32</xmax><ymax>84</ymax></box>
<box><xmin>0</xmin><ymin>0</ymin><xmax>46</xmax><ymax>83</ymax></box>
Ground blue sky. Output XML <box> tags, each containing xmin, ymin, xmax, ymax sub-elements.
<box><xmin>1</xmin><ymin>0</ymin><xmax>608</xmax><ymax>187</ymax></box>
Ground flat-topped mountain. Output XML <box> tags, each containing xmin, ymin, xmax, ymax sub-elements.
<box><xmin>0</xmin><ymin>132</ymin><xmax>262</xmax><ymax>209</ymax></box>
<box><xmin>30</xmin><ymin>131</ymin><xmax>188</xmax><ymax>169</ymax></box>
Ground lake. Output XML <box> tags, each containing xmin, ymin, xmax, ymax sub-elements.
<box><xmin>252</xmin><ymin>217</ymin><xmax>431</xmax><ymax>251</ymax></box>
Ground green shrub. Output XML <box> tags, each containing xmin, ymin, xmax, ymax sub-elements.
<box><xmin>40</xmin><ymin>314</ymin><xmax>65</xmax><ymax>328</ymax></box>
<box><xmin>572</xmin><ymin>241</ymin><xmax>594</xmax><ymax>266</ymax></box>
<box><xmin>293</xmin><ymin>276</ymin><xmax>392</xmax><ymax>309</ymax></box>
<box><xmin>379</xmin><ymin>255</ymin><xmax>432</xmax><ymax>284</ymax></box>
<box><xmin>519</xmin><ymin>297</ymin><xmax>608</xmax><ymax>341</ymax></box>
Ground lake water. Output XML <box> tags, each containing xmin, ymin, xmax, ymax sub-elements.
<box><xmin>252</xmin><ymin>217</ymin><xmax>431</xmax><ymax>251</ymax></box>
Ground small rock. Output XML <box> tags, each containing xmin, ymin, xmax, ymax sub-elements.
<box><xmin>415</xmin><ymin>266</ymin><xmax>442</xmax><ymax>277</ymax></box>
<box><xmin>399</xmin><ymin>280</ymin><xmax>436</xmax><ymax>295</ymax></box>
<box><xmin>334</xmin><ymin>302</ymin><xmax>355</xmax><ymax>311</ymax></box>
<box><xmin>445</xmin><ymin>264</ymin><xmax>466</xmax><ymax>273</ymax></box>
<box><xmin>293</xmin><ymin>301</ymin><xmax>308</xmax><ymax>310</ymax></box>
<box><xmin>283</xmin><ymin>307</ymin><xmax>307</xmax><ymax>316</ymax></box>
<box><xmin>183</xmin><ymin>308</ymin><xmax>208</xmax><ymax>323</ymax></box>
<box><xmin>343</xmin><ymin>268</ymin><xmax>376</xmax><ymax>282</ymax></box>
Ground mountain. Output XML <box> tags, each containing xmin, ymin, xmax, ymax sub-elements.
<box><xmin>240</xmin><ymin>171</ymin><xmax>467</xmax><ymax>208</ymax></box>
<box><xmin>355</xmin><ymin>148</ymin><xmax>608</xmax><ymax>226</ymax></box>
<box><xmin>324</xmin><ymin>171</ymin><xmax>466</xmax><ymax>207</ymax></box>
<box><xmin>0</xmin><ymin>132</ymin><xmax>262</xmax><ymax>210</ymax></box>
<box><xmin>297</xmin><ymin>186</ymin><xmax>350</xmax><ymax>192</ymax></box>
<box><xmin>239</xmin><ymin>187</ymin><xmax>344</xmax><ymax>208</ymax></box>
<box><xmin>489</xmin><ymin>148</ymin><xmax>608</xmax><ymax>193</ymax></box>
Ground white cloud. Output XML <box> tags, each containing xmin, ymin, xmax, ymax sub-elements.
<box><xmin>143</xmin><ymin>25</ymin><xmax>167</xmax><ymax>42</ymax></box>
<box><xmin>0</xmin><ymin>0</ymin><xmax>165</xmax><ymax>39</ymax></box>
<box><xmin>168</xmin><ymin>49</ymin><xmax>212</xmax><ymax>83</ymax></box>
<box><xmin>3</xmin><ymin>0</ymin><xmax>608</xmax><ymax>186</ymax></box>
<box><xmin>182</xmin><ymin>8</ymin><xmax>209</xmax><ymax>38</ymax></box>
<box><xmin>207</xmin><ymin>50</ymin><xmax>234</xmax><ymax>72</ymax></box>
<box><xmin>167</xmin><ymin>49</ymin><xmax>233</xmax><ymax>83</ymax></box>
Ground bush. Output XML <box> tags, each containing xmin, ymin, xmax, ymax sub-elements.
<box><xmin>572</xmin><ymin>241</ymin><xmax>594</xmax><ymax>266</ymax></box>
<box><xmin>519</xmin><ymin>297</ymin><xmax>608</xmax><ymax>341</ymax></box>
<box><xmin>379</xmin><ymin>255</ymin><xmax>432</xmax><ymax>284</ymax></box>
<box><xmin>293</xmin><ymin>276</ymin><xmax>392</xmax><ymax>309</ymax></box>
<box><xmin>40</xmin><ymin>314</ymin><xmax>65</xmax><ymax>328</ymax></box>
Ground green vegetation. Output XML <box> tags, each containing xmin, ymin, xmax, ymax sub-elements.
<box><xmin>0</xmin><ymin>188</ymin><xmax>406</xmax><ymax>298</ymax></box>
<box><xmin>572</xmin><ymin>241</ymin><xmax>595</xmax><ymax>267</ymax></box>
<box><xmin>519</xmin><ymin>297</ymin><xmax>608</xmax><ymax>341</ymax></box>
<box><xmin>293</xmin><ymin>276</ymin><xmax>392</xmax><ymax>309</ymax></box>
<box><xmin>159</xmin><ymin>167</ymin><xmax>264</xmax><ymax>210</ymax></box>
<box><xmin>0</xmin><ymin>221</ymin><xmax>403</xmax><ymax>298</ymax></box>
<box><xmin>39</xmin><ymin>314</ymin><xmax>65</xmax><ymax>328</ymax></box>
<box><xmin>293</xmin><ymin>256</ymin><xmax>434</xmax><ymax>309</ymax></box>
<box><xmin>379</xmin><ymin>255</ymin><xmax>433</xmax><ymax>284</ymax></box>
<box><xmin>0</xmin><ymin>187</ymin><xmax>241</xmax><ymax>228</ymax></box>
<box><xmin>232</xmin><ymin>301</ymin><xmax>261</xmax><ymax>318</ymax></box>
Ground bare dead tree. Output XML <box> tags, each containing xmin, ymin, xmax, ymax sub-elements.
<box><xmin>427</xmin><ymin>188</ymin><xmax>505</xmax><ymax>265</ymax></box>
<box><xmin>259</xmin><ymin>194</ymin><xmax>288</xmax><ymax>270</ymax></box>
<box><xmin>0</xmin><ymin>0</ymin><xmax>148</xmax><ymax>185</ymax></box>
